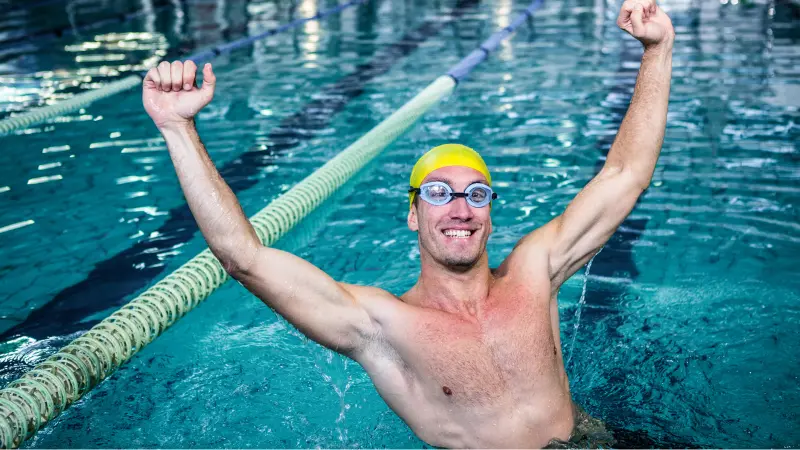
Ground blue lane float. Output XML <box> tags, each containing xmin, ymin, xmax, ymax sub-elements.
<box><xmin>0</xmin><ymin>0</ymin><xmax>369</xmax><ymax>136</ymax></box>
<box><xmin>0</xmin><ymin>1</ymin><xmax>544</xmax><ymax>447</ymax></box>
<box><xmin>447</xmin><ymin>0</ymin><xmax>543</xmax><ymax>82</ymax></box>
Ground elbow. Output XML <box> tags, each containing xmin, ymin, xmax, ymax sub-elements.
<box><xmin>601</xmin><ymin>164</ymin><xmax>652</xmax><ymax>193</ymax></box>
<box><xmin>631</xmin><ymin>170</ymin><xmax>654</xmax><ymax>193</ymax></box>
<box><xmin>218</xmin><ymin>254</ymin><xmax>244</xmax><ymax>278</ymax></box>
<box><xmin>627</xmin><ymin>169</ymin><xmax>652</xmax><ymax>193</ymax></box>
<box><xmin>212</xmin><ymin>240</ymin><xmax>260</xmax><ymax>279</ymax></box>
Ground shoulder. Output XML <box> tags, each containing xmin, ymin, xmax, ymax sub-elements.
<box><xmin>339</xmin><ymin>283</ymin><xmax>401</xmax><ymax>306</ymax></box>
<box><xmin>337</xmin><ymin>283</ymin><xmax>417</xmax><ymax>366</ymax></box>
<box><xmin>495</xmin><ymin>219</ymin><xmax>560</xmax><ymax>284</ymax></box>
<box><xmin>339</xmin><ymin>283</ymin><xmax>412</xmax><ymax>328</ymax></box>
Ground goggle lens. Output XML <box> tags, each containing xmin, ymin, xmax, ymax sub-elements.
<box><xmin>423</xmin><ymin>183</ymin><xmax>451</xmax><ymax>205</ymax></box>
<box><xmin>468</xmin><ymin>185</ymin><xmax>488</xmax><ymax>204</ymax></box>
<box><xmin>413</xmin><ymin>182</ymin><xmax>496</xmax><ymax>208</ymax></box>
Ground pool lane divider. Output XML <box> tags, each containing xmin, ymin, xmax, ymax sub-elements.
<box><xmin>0</xmin><ymin>0</ymin><xmax>368</xmax><ymax>137</ymax></box>
<box><xmin>447</xmin><ymin>0</ymin><xmax>542</xmax><ymax>82</ymax></box>
<box><xmin>0</xmin><ymin>0</ymin><xmax>544</xmax><ymax>447</ymax></box>
<box><xmin>1</xmin><ymin>0</ymin><xmax>479</xmax><ymax>344</ymax></box>
<box><xmin>0</xmin><ymin>0</ymin><xmax>480</xmax><ymax>344</ymax></box>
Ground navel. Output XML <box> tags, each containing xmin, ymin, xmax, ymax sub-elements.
<box><xmin>553</xmin><ymin>345</ymin><xmax>557</xmax><ymax>356</ymax></box>
<box><xmin>442</xmin><ymin>386</ymin><xmax>453</xmax><ymax>396</ymax></box>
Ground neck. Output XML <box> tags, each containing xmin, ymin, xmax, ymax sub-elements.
<box><xmin>406</xmin><ymin>251</ymin><xmax>494</xmax><ymax>319</ymax></box>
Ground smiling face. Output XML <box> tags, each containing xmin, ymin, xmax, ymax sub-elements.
<box><xmin>408</xmin><ymin>166</ymin><xmax>493</xmax><ymax>271</ymax></box>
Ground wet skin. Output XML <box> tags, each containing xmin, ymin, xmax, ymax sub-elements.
<box><xmin>145</xmin><ymin>0</ymin><xmax>673</xmax><ymax>444</ymax></box>
<box><xmin>345</xmin><ymin>166</ymin><xmax>575</xmax><ymax>447</ymax></box>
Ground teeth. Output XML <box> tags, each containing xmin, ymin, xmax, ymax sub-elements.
<box><xmin>444</xmin><ymin>229</ymin><xmax>472</xmax><ymax>238</ymax></box>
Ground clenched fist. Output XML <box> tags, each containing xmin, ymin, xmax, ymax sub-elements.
<box><xmin>617</xmin><ymin>0</ymin><xmax>674</xmax><ymax>50</ymax></box>
<box><xmin>142</xmin><ymin>60</ymin><xmax>216</xmax><ymax>130</ymax></box>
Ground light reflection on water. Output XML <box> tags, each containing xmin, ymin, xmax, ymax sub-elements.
<box><xmin>0</xmin><ymin>0</ymin><xmax>797</xmax><ymax>448</ymax></box>
<box><xmin>0</xmin><ymin>31</ymin><xmax>167</xmax><ymax>115</ymax></box>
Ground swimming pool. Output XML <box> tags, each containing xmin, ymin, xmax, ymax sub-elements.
<box><xmin>1</xmin><ymin>0</ymin><xmax>798</xmax><ymax>447</ymax></box>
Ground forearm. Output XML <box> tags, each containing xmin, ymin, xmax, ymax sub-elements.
<box><xmin>160</xmin><ymin>122</ymin><xmax>260</xmax><ymax>271</ymax></box>
<box><xmin>605</xmin><ymin>43</ymin><xmax>673</xmax><ymax>188</ymax></box>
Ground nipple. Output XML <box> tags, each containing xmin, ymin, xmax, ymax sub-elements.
<box><xmin>442</xmin><ymin>386</ymin><xmax>453</xmax><ymax>396</ymax></box>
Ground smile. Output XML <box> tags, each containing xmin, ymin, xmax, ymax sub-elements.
<box><xmin>443</xmin><ymin>229</ymin><xmax>473</xmax><ymax>239</ymax></box>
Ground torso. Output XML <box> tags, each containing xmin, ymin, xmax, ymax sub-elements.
<box><xmin>355</xmin><ymin>255</ymin><xmax>575</xmax><ymax>448</ymax></box>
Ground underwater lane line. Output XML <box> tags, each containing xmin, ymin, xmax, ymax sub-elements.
<box><xmin>0</xmin><ymin>0</ymin><xmax>483</xmax><ymax>343</ymax></box>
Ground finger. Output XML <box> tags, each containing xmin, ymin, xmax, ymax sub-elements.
<box><xmin>143</xmin><ymin>67</ymin><xmax>160</xmax><ymax>89</ymax></box>
<box><xmin>621</xmin><ymin>0</ymin><xmax>635</xmax><ymax>12</ymax></box>
<box><xmin>170</xmin><ymin>61</ymin><xmax>183</xmax><ymax>92</ymax></box>
<box><xmin>617</xmin><ymin>0</ymin><xmax>635</xmax><ymax>28</ymax></box>
<box><xmin>631</xmin><ymin>3</ymin><xmax>645</xmax><ymax>36</ymax></box>
<box><xmin>157</xmin><ymin>61</ymin><xmax>171</xmax><ymax>92</ymax></box>
<box><xmin>201</xmin><ymin>63</ymin><xmax>216</xmax><ymax>98</ymax></box>
<box><xmin>637</xmin><ymin>0</ymin><xmax>649</xmax><ymax>20</ymax></box>
<box><xmin>183</xmin><ymin>60</ymin><xmax>197</xmax><ymax>91</ymax></box>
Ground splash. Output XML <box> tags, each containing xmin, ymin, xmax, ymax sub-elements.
<box><xmin>566</xmin><ymin>247</ymin><xmax>603</xmax><ymax>368</ymax></box>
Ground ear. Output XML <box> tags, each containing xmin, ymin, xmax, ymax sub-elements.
<box><xmin>407</xmin><ymin>205</ymin><xmax>419</xmax><ymax>232</ymax></box>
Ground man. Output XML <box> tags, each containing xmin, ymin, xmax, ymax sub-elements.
<box><xmin>142</xmin><ymin>0</ymin><xmax>673</xmax><ymax>446</ymax></box>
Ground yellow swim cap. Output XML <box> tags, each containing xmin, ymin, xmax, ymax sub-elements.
<box><xmin>408</xmin><ymin>143</ymin><xmax>491</xmax><ymax>208</ymax></box>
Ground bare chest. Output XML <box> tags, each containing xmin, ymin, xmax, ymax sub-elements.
<box><xmin>398</xmin><ymin>284</ymin><xmax>561</xmax><ymax>406</ymax></box>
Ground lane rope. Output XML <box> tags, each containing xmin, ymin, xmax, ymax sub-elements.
<box><xmin>0</xmin><ymin>1</ymin><xmax>544</xmax><ymax>447</ymax></box>
<box><xmin>0</xmin><ymin>0</ymin><xmax>368</xmax><ymax>136</ymax></box>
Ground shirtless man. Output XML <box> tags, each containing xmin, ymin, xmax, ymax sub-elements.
<box><xmin>142</xmin><ymin>0</ymin><xmax>673</xmax><ymax>446</ymax></box>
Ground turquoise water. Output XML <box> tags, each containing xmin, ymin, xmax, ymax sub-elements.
<box><xmin>1</xmin><ymin>0</ymin><xmax>799</xmax><ymax>447</ymax></box>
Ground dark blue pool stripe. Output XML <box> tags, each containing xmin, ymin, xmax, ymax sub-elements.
<box><xmin>0</xmin><ymin>0</ymin><xmax>173</xmax><ymax>48</ymax></box>
<box><xmin>177</xmin><ymin>0</ymin><xmax>369</xmax><ymax>68</ymax></box>
<box><xmin>7</xmin><ymin>0</ymin><xmax>65</xmax><ymax>13</ymax></box>
<box><xmin>580</xmin><ymin>12</ymin><xmax>701</xmax><ymax>320</ymax></box>
<box><xmin>571</xmin><ymin>37</ymin><xmax>646</xmax><ymax>341</ymax></box>
<box><xmin>564</xmin><ymin>40</ymin><xmax>644</xmax><ymax>380</ymax></box>
<box><xmin>447</xmin><ymin>0</ymin><xmax>543</xmax><ymax>82</ymax></box>
<box><xmin>573</xmin><ymin>17</ymin><xmax>703</xmax><ymax>448</ymax></box>
<box><xmin>0</xmin><ymin>0</ymin><xmax>482</xmax><ymax>343</ymax></box>
<box><xmin>586</xmin><ymin>36</ymin><xmax>645</xmax><ymax>285</ymax></box>
<box><xmin>0</xmin><ymin>0</ymin><xmax>359</xmax><ymax>50</ymax></box>
<box><xmin>778</xmin><ymin>0</ymin><xmax>800</xmax><ymax>17</ymax></box>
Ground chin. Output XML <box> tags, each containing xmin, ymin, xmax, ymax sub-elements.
<box><xmin>441</xmin><ymin>251</ymin><xmax>482</xmax><ymax>269</ymax></box>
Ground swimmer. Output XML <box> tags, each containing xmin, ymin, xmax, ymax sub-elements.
<box><xmin>142</xmin><ymin>0</ymin><xmax>674</xmax><ymax>447</ymax></box>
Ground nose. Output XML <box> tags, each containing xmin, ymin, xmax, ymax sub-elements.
<box><xmin>448</xmin><ymin>196</ymin><xmax>473</xmax><ymax>221</ymax></box>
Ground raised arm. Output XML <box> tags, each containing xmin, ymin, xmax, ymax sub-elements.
<box><xmin>142</xmin><ymin>61</ymin><xmax>380</xmax><ymax>356</ymax></box>
<box><xmin>514</xmin><ymin>0</ymin><xmax>674</xmax><ymax>289</ymax></box>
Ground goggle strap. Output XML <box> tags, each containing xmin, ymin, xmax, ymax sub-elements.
<box><xmin>408</xmin><ymin>183</ymin><xmax>497</xmax><ymax>206</ymax></box>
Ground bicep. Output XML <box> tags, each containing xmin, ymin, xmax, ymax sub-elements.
<box><xmin>547</xmin><ymin>166</ymin><xmax>644</xmax><ymax>286</ymax></box>
<box><xmin>231</xmin><ymin>246</ymin><xmax>376</xmax><ymax>356</ymax></box>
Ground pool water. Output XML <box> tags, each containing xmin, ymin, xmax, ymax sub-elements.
<box><xmin>1</xmin><ymin>0</ymin><xmax>798</xmax><ymax>447</ymax></box>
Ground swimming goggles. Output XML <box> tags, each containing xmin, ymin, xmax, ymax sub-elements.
<box><xmin>408</xmin><ymin>181</ymin><xmax>497</xmax><ymax>208</ymax></box>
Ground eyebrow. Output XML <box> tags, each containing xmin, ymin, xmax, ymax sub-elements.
<box><xmin>425</xmin><ymin>177</ymin><xmax>486</xmax><ymax>186</ymax></box>
<box><xmin>425</xmin><ymin>177</ymin><xmax>453</xmax><ymax>184</ymax></box>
